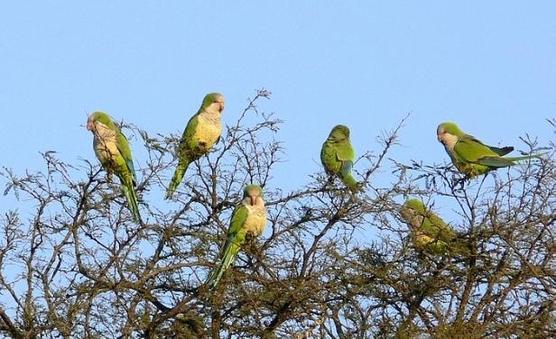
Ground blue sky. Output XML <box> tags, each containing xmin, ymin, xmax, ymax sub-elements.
<box><xmin>1</xmin><ymin>1</ymin><xmax>555</xmax><ymax>202</ymax></box>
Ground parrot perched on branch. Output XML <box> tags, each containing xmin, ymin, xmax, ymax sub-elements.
<box><xmin>400</xmin><ymin>199</ymin><xmax>460</xmax><ymax>255</ymax></box>
<box><xmin>166</xmin><ymin>93</ymin><xmax>225</xmax><ymax>199</ymax></box>
<box><xmin>321</xmin><ymin>124</ymin><xmax>360</xmax><ymax>192</ymax></box>
<box><xmin>87</xmin><ymin>112</ymin><xmax>141</xmax><ymax>223</ymax></box>
<box><xmin>437</xmin><ymin>122</ymin><xmax>541</xmax><ymax>178</ymax></box>
<box><xmin>206</xmin><ymin>184</ymin><xmax>267</xmax><ymax>288</ymax></box>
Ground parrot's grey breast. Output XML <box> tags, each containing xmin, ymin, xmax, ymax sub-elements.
<box><xmin>93</xmin><ymin>122</ymin><xmax>120</xmax><ymax>162</ymax></box>
<box><xmin>244</xmin><ymin>202</ymin><xmax>267</xmax><ymax>237</ymax></box>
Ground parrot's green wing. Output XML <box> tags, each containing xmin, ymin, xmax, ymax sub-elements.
<box><xmin>336</xmin><ymin>142</ymin><xmax>356</xmax><ymax>185</ymax></box>
<box><xmin>456</xmin><ymin>135</ymin><xmax>540</xmax><ymax>169</ymax></box>
<box><xmin>113</xmin><ymin>128</ymin><xmax>141</xmax><ymax>223</ymax></box>
<box><xmin>116</xmin><ymin>129</ymin><xmax>136</xmax><ymax>182</ymax></box>
<box><xmin>320</xmin><ymin>142</ymin><xmax>336</xmax><ymax>173</ymax></box>
<box><xmin>475</xmin><ymin>156</ymin><xmax>516</xmax><ymax>168</ymax></box>
<box><xmin>335</xmin><ymin>142</ymin><xmax>355</xmax><ymax>162</ymax></box>
<box><xmin>227</xmin><ymin>203</ymin><xmax>249</xmax><ymax>243</ymax></box>
<box><xmin>488</xmin><ymin>145</ymin><xmax>514</xmax><ymax>156</ymax></box>
<box><xmin>116</xmin><ymin>129</ymin><xmax>141</xmax><ymax>222</ymax></box>
<box><xmin>419</xmin><ymin>213</ymin><xmax>449</xmax><ymax>239</ymax></box>
<box><xmin>334</xmin><ymin>142</ymin><xmax>358</xmax><ymax>190</ymax></box>
<box><xmin>454</xmin><ymin>136</ymin><xmax>499</xmax><ymax>162</ymax></box>
<box><xmin>206</xmin><ymin>204</ymin><xmax>249</xmax><ymax>289</ymax></box>
<box><xmin>181</xmin><ymin>114</ymin><xmax>201</xmax><ymax>151</ymax></box>
<box><xmin>166</xmin><ymin>115</ymin><xmax>200</xmax><ymax>199</ymax></box>
<box><xmin>433</xmin><ymin>222</ymin><xmax>456</xmax><ymax>243</ymax></box>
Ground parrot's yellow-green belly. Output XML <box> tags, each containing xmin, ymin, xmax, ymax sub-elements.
<box><xmin>413</xmin><ymin>232</ymin><xmax>449</xmax><ymax>254</ymax></box>
<box><xmin>195</xmin><ymin>115</ymin><xmax>222</xmax><ymax>149</ymax></box>
<box><xmin>444</xmin><ymin>142</ymin><xmax>490</xmax><ymax>177</ymax></box>
<box><xmin>454</xmin><ymin>161</ymin><xmax>490</xmax><ymax>178</ymax></box>
<box><xmin>244</xmin><ymin>205</ymin><xmax>267</xmax><ymax>237</ymax></box>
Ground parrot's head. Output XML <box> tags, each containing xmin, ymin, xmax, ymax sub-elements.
<box><xmin>437</xmin><ymin>122</ymin><xmax>463</xmax><ymax>148</ymax></box>
<box><xmin>243</xmin><ymin>184</ymin><xmax>264</xmax><ymax>206</ymax></box>
<box><xmin>328</xmin><ymin>124</ymin><xmax>350</xmax><ymax>141</ymax></box>
<box><xmin>201</xmin><ymin>92</ymin><xmax>225</xmax><ymax>114</ymax></box>
<box><xmin>87</xmin><ymin>111</ymin><xmax>113</xmax><ymax>132</ymax></box>
<box><xmin>400</xmin><ymin>199</ymin><xmax>427</xmax><ymax>229</ymax></box>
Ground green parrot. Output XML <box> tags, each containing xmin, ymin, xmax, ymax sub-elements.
<box><xmin>87</xmin><ymin>112</ymin><xmax>141</xmax><ymax>222</ymax></box>
<box><xmin>400</xmin><ymin>199</ymin><xmax>458</xmax><ymax>255</ymax></box>
<box><xmin>437</xmin><ymin>122</ymin><xmax>541</xmax><ymax>178</ymax></box>
<box><xmin>321</xmin><ymin>125</ymin><xmax>359</xmax><ymax>192</ymax></box>
<box><xmin>166</xmin><ymin>93</ymin><xmax>225</xmax><ymax>199</ymax></box>
<box><xmin>206</xmin><ymin>184</ymin><xmax>267</xmax><ymax>288</ymax></box>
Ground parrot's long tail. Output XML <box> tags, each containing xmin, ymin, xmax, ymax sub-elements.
<box><xmin>206</xmin><ymin>239</ymin><xmax>241</xmax><ymax>289</ymax></box>
<box><xmin>506</xmin><ymin>152</ymin><xmax>546</xmax><ymax>162</ymax></box>
<box><xmin>165</xmin><ymin>159</ymin><xmax>191</xmax><ymax>199</ymax></box>
<box><xmin>341</xmin><ymin>174</ymin><xmax>360</xmax><ymax>192</ymax></box>
<box><xmin>481</xmin><ymin>153</ymin><xmax>546</xmax><ymax>169</ymax></box>
<box><xmin>122</xmin><ymin>178</ymin><xmax>141</xmax><ymax>223</ymax></box>
<box><xmin>340</xmin><ymin>161</ymin><xmax>360</xmax><ymax>192</ymax></box>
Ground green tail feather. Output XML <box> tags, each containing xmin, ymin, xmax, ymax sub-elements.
<box><xmin>166</xmin><ymin>159</ymin><xmax>191</xmax><ymax>199</ymax></box>
<box><xmin>340</xmin><ymin>161</ymin><xmax>360</xmax><ymax>192</ymax></box>
<box><xmin>206</xmin><ymin>240</ymin><xmax>241</xmax><ymax>289</ymax></box>
<box><xmin>505</xmin><ymin>152</ymin><xmax>545</xmax><ymax>162</ymax></box>
<box><xmin>340</xmin><ymin>173</ymin><xmax>360</xmax><ymax>192</ymax></box>
<box><xmin>480</xmin><ymin>153</ymin><xmax>545</xmax><ymax>168</ymax></box>
<box><xmin>122</xmin><ymin>180</ymin><xmax>141</xmax><ymax>223</ymax></box>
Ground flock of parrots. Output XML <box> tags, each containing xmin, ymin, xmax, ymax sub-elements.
<box><xmin>86</xmin><ymin>92</ymin><xmax>542</xmax><ymax>287</ymax></box>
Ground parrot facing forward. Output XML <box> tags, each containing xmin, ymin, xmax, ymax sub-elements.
<box><xmin>206</xmin><ymin>184</ymin><xmax>267</xmax><ymax>289</ymax></box>
<box><xmin>400</xmin><ymin>199</ymin><xmax>458</xmax><ymax>255</ymax></box>
<box><xmin>87</xmin><ymin>112</ymin><xmax>141</xmax><ymax>223</ymax></box>
<box><xmin>321</xmin><ymin>124</ymin><xmax>359</xmax><ymax>192</ymax></box>
<box><xmin>166</xmin><ymin>93</ymin><xmax>225</xmax><ymax>199</ymax></box>
<box><xmin>437</xmin><ymin>122</ymin><xmax>541</xmax><ymax>178</ymax></box>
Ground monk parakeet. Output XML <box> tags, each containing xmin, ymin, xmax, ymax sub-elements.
<box><xmin>400</xmin><ymin>199</ymin><xmax>457</xmax><ymax>255</ymax></box>
<box><xmin>206</xmin><ymin>184</ymin><xmax>267</xmax><ymax>288</ymax></box>
<box><xmin>87</xmin><ymin>112</ymin><xmax>141</xmax><ymax>222</ymax></box>
<box><xmin>166</xmin><ymin>93</ymin><xmax>225</xmax><ymax>199</ymax></box>
<box><xmin>321</xmin><ymin>125</ymin><xmax>359</xmax><ymax>192</ymax></box>
<box><xmin>437</xmin><ymin>122</ymin><xmax>541</xmax><ymax>178</ymax></box>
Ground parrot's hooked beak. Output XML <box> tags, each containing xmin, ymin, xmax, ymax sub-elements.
<box><xmin>437</xmin><ymin>130</ymin><xmax>446</xmax><ymax>143</ymax></box>
<box><xmin>86</xmin><ymin>118</ymin><xmax>94</xmax><ymax>131</ymax></box>
<box><xmin>250</xmin><ymin>195</ymin><xmax>256</xmax><ymax>206</ymax></box>
<box><xmin>436</xmin><ymin>126</ymin><xmax>445</xmax><ymax>143</ymax></box>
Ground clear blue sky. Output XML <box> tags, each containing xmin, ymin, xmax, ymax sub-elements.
<box><xmin>1</xmin><ymin>2</ymin><xmax>555</xmax><ymax>200</ymax></box>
